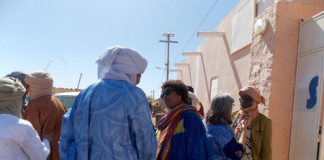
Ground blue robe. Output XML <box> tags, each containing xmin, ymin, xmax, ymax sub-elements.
<box><xmin>59</xmin><ymin>79</ymin><xmax>157</xmax><ymax>160</ymax></box>
<box><xmin>157</xmin><ymin>110</ymin><xmax>212</xmax><ymax>160</ymax></box>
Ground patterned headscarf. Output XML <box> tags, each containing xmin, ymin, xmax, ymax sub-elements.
<box><xmin>0</xmin><ymin>77</ymin><xmax>26</xmax><ymax>118</ymax></box>
<box><xmin>96</xmin><ymin>46</ymin><xmax>148</xmax><ymax>85</ymax></box>
<box><xmin>25</xmin><ymin>71</ymin><xmax>53</xmax><ymax>99</ymax></box>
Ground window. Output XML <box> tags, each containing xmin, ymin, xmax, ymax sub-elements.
<box><xmin>210</xmin><ymin>77</ymin><xmax>218</xmax><ymax>100</ymax></box>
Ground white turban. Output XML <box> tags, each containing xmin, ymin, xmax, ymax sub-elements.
<box><xmin>96</xmin><ymin>46</ymin><xmax>148</xmax><ymax>85</ymax></box>
<box><xmin>0</xmin><ymin>77</ymin><xmax>26</xmax><ymax>118</ymax></box>
<box><xmin>25</xmin><ymin>71</ymin><xmax>53</xmax><ymax>99</ymax></box>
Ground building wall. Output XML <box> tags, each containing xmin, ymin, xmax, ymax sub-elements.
<box><xmin>53</xmin><ymin>87</ymin><xmax>82</xmax><ymax>95</ymax></box>
<box><xmin>177</xmin><ymin>0</ymin><xmax>252</xmax><ymax>113</ymax></box>
<box><xmin>176</xmin><ymin>0</ymin><xmax>324</xmax><ymax>159</ymax></box>
<box><xmin>250</xmin><ymin>1</ymin><xmax>323</xmax><ymax>160</ymax></box>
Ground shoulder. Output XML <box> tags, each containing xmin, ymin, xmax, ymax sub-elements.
<box><xmin>257</xmin><ymin>113</ymin><xmax>272</xmax><ymax>123</ymax></box>
<box><xmin>206</xmin><ymin>124</ymin><xmax>232</xmax><ymax>135</ymax></box>
<box><xmin>231</xmin><ymin>110</ymin><xmax>240</xmax><ymax>122</ymax></box>
<box><xmin>182</xmin><ymin>109</ymin><xmax>200</xmax><ymax>119</ymax></box>
<box><xmin>181</xmin><ymin>109</ymin><xmax>203</xmax><ymax>127</ymax></box>
<box><xmin>232</xmin><ymin>110</ymin><xmax>240</xmax><ymax>116</ymax></box>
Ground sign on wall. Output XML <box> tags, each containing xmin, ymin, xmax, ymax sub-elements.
<box><xmin>290</xmin><ymin>52</ymin><xmax>323</xmax><ymax>160</ymax></box>
<box><xmin>290</xmin><ymin>11</ymin><xmax>324</xmax><ymax>160</ymax></box>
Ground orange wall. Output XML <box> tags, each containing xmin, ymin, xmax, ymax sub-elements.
<box><xmin>176</xmin><ymin>0</ymin><xmax>324</xmax><ymax>159</ymax></box>
<box><xmin>251</xmin><ymin>1</ymin><xmax>323</xmax><ymax>160</ymax></box>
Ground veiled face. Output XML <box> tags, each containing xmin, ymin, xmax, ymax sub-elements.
<box><xmin>161</xmin><ymin>87</ymin><xmax>182</xmax><ymax>110</ymax></box>
<box><xmin>239</xmin><ymin>94</ymin><xmax>253</xmax><ymax>109</ymax></box>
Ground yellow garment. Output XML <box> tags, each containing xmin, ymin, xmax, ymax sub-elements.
<box><xmin>232</xmin><ymin>110</ymin><xmax>272</xmax><ymax>160</ymax></box>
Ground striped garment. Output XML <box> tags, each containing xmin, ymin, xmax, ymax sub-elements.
<box><xmin>156</xmin><ymin>103</ymin><xmax>211</xmax><ymax>160</ymax></box>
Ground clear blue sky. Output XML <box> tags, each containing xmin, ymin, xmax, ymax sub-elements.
<box><xmin>0</xmin><ymin>0</ymin><xmax>240</xmax><ymax>98</ymax></box>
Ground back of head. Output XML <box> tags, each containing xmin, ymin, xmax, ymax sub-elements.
<box><xmin>96</xmin><ymin>46</ymin><xmax>148</xmax><ymax>85</ymax></box>
<box><xmin>25</xmin><ymin>71</ymin><xmax>53</xmax><ymax>99</ymax></box>
<box><xmin>206</xmin><ymin>92</ymin><xmax>234</xmax><ymax>125</ymax></box>
<box><xmin>0</xmin><ymin>77</ymin><xmax>26</xmax><ymax>118</ymax></box>
<box><xmin>5</xmin><ymin>71</ymin><xmax>26</xmax><ymax>84</ymax></box>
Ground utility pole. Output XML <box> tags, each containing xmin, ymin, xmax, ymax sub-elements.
<box><xmin>159</xmin><ymin>31</ymin><xmax>178</xmax><ymax>81</ymax></box>
<box><xmin>150</xmin><ymin>90</ymin><xmax>155</xmax><ymax>99</ymax></box>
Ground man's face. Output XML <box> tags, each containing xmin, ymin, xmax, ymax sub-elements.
<box><xmin>239</xmin><ymin>94</ymin><xmax>253</xmax><ymax>109</ymax></box>
<box><xmin>135</xmin><ymin>74</ymin><xmax>141</xmax><ymax>85</ymax></box>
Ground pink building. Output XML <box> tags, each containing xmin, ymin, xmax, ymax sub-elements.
<box><xmin>174</xmin><ymin>0</ymin><xmax>324</xmax><ymax>159</ymax></box>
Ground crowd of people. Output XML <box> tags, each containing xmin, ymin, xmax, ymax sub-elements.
<box><xmin>0</xmin><ymin>45</ymin><xmax>272</xmax><ymax>160</ymax></box>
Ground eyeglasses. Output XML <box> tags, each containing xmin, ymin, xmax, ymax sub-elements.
<box><xmin>160</xmin><ymin>89</ymin><xmax>174</xmax><ymax>98</ymax></box>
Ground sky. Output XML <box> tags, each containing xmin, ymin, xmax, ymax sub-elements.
<box><xmin>0</xmin><ymin>0</ymin><xmax>240</xmax><ymax>98</ymax></box>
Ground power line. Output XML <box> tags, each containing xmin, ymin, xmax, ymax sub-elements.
<box><xmin>175</xmin><ymin>0</ymin><xmax>205</xmax><ymax>43</ymax></box>
<box><xmin>172</xmin><ymin>0</ymin><xmax>205</xmax><ymax>55</ymax></box>
<box><xmin>173</xmin><ymin>0</ymin><xmax>190</xmax><ymax>32</ymax></box>
<box><xmin>156</xmin><ymin>69</ymin><xmax>166</xmax><ymax>94</ymax></box>
<box><xmin>161</xmin><ymin>0</ymin><xmax>173</xmax><ymax>30</ymax></box>
<box><xmin>171</xmin><ymin>0</ymin><xmax>219</xmax><ymax>64</ymax></box>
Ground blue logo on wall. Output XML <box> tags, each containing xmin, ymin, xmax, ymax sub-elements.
<box><xmin>306</xmin><ymin>76</ymin><xmax>319</xmax><ymax>109</ymax></box>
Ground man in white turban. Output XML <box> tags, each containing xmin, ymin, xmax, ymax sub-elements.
<box><xmin>59</xmin><ymin>46</ymin><xmax>157</xmax><ymax>160</ymax></box>
<box><xmin>0</xmin><ymin>77</ymin><xmax>52</xmax><ymax>160</ymax></box>
<box><xmin>23</xmin><ymin>71</ymin><xmax>67</xmax><ymax>160</ymax></box>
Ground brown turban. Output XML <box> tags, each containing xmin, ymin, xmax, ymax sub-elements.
<box><xmin>25</xmin><ymin>71</ymin><xmax>53</xmax><ymax>99</ymax></box>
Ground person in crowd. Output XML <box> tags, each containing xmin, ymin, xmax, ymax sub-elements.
<box><xmin>187</xmin><ymin>85</ymin><xmax>205</xmax><ymax>116</ymax></box>
<box><xmin>156</xmin><ymin>80</ymin><xmax>211</xmax><ymax>160</ymax></box>
<box><xmin>23</xmin><ymin>71</ymin><xmax>67</xmax><ymax>160</ymax></box>
<box><xmin>5</xmin><ymin>71</ymin><xmax>29</xmax><ymax>114</ymax></box>
<box><xmin>232</xmin><ymin>86</ymin><xmax>272</xmax><ymax>160</ymax></box>
<box><xmin>0</xmin><ymin>77</ymin><xmax>52</xmax><ymax>160</ymax></box>
<box><xmin>59</xmin><ymin>46</ymin><xmax>157</xmax><ymax>160</ymax></box>
<box><xmin>203</xmin><ymin>92</ymin><xmax>248</xmax><ymax>160</ymax></box>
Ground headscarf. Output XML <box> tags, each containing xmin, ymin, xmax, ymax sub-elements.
<box><xmin>238</xmin><ymin>86</ymin><xmax>265</xmax><ymax>120</ymax></box>
<box><xmin>0</xmin><ymin>77</ymin><xmax>26</xmax><ymax>118</ymax></box>
<box><xmin>188</xmin><ymin>91</ymin><xmax>200</xmax><ymax>110</ymax></box>
<box><xmin>5</xmin><ymin>71</ymin><xmax>28</xmax><ymax>107</ymax></box>
<box><xmin>25</xmin><ymin>71</ymin><xmax>53</xmax><ymax>99</ymax></box>
<box><xmin>156</xmin><ymin>103</ymin><xmax>201</xmax><ymax>160</ymax></box>
<box><xmin>95</xmin><ymin>46</ymin><xmax>148</xmax><ymax>85</ymax></box>
<box><xmin>5</xmin><ymin>71</ymin><xmax>26</xmax><ymax>83</ymax></box>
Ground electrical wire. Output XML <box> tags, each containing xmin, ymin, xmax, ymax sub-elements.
<box><xmin>156</xmin><ymin>69</ymin><xmax>166</xmax><ymax>94</ymax></box>
<box><xmin>173</xmin><ymin>0</ymin><xmax>190</xmax><ymax>32</ymax></box>
<box><xmin>171</xmin><ymin>0</ymin><xmax>219</xmax><ymax>64</ymax></box>
<box><xmin>161</xmin><ymin>0</ymin><xmax>173</xmax><ymax>31</ymax></box>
